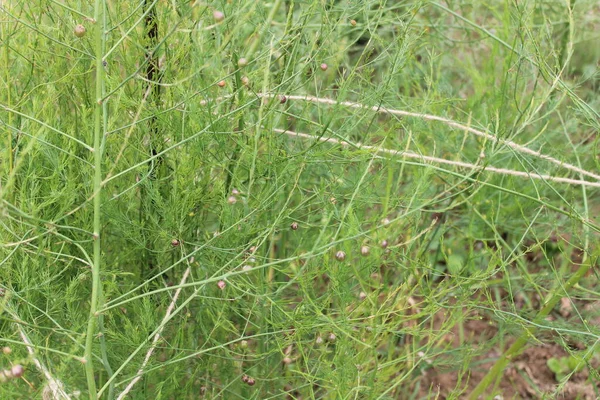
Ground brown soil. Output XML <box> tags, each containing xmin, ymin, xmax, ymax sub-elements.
<box><xmin>416</xmin><ymin>316</ymin><xmax>599</xmax><ymax>399</ymax></box>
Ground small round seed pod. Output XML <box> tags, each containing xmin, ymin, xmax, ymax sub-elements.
<box><xmin>279</xmin><ymin>95</ymin><xmax>287</xmax><ymax>104</ymax></box>
<box><xmin>320</xmin><ymin>63</ymin><xmax>328</xmax><ymax>71</ymax></box>
<box><xmin>217</xmin><ymin>80</ymin><xmax>226</xmax><ymax>88</ymax></box>
<box><xmin>350</xmin><ymin>19</ymin><xmax>357</xmax><ymax>26</ymax></box>
<box><xmin>290</xmin><ymin>222</ymin><xmax>298</xmax><ymax>230</ymax></box>
<box><xmin>213</xmin><ymin>10</ymin><xmax>225</xmax><ymax>22</ymax></box>
<box><xmin>380</xmin><ymin>239</ymin><xmax>388</xmax><ymax>249</ymax></box>
<box><xmin>231</xmin><ymin>188</ymin><xmax>240</xmax><ymax>195</ymax></box>
<box><xmin>10</xmin><ymin>365</ymin><xmax>24</xmax><ymax>379</ymax></box>
<box><xmin>335</xmin><ymin>251</ymin><xmax>346</xmax><ymax>262</ymax></box>
<box><xmin>359</xmin><ymin>291</ymin><xmax>367</xmax><ymax>301</ymax></box>
<box><xmin>315</xmin><ymin>336</ymin><xmax>324</xmax><ymax>345</ymax></box>
<box><xmin>360</xmin><ymin>246</ymin><xmax>369</xmax><ymax>256</ymax></box>
<box><xmin>171</xmin><ymin>239</ymin><xmax>180</xmax><ymax>247</ymax></box>
<box><xmin>240</xmin><ymin>340</ymin><xmax>248</xmax><ymax>349</ymax></box>
<box><xmin>237</xmin><ymin>58</ymin><xmax>248</xmax><ymax>68</ymax></box>
<box><xmin>217</xmin><ymin>280</ymin><xmax>226</xmax><ymax>290</ymax></box>
<box><xmin>328</xmin><ymin>333</ymin><xmax>336</xmax><ymax>342</ymax></box>
<box><xmin>282</xmin><ymin>357</ymin><xmax>292</xmax><ymax>365</ymax></box>
<box><xmin>241</xmin><ymin>76</ymin><xmax>249</xmax><ymax>86</ymax></box>
<box><xmin>227</xmin><ymin>195</ymin><xmax>237</xmax><ymax>204</ymax></box>
<box><xmin>246</xmin><ymin>377</ymin><xmax>255</xmax><ymax>386</ymax></box>
<box><xmin>2</xmin><ymin>347</ymin><xmax>11</xmax><ymax>355</ymax></box>
<box><xmin>241</xmin><ymin>374</ymin><xmax>249</xmax><ymax>383</ymax></box>
<box><xmin>74</xmin><ymin>24</ymin><xmax>86</xmax><ymax>38</ymax></box>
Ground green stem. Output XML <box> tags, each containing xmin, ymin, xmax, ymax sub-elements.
<box><xmin>469</xmin><ymin>3</ymin><xmax>589</xmax><ymax>396</ymax></box>
<box><xmin>246</xmin><ymin>0</ymin><xmax>283</xmax><ymax>57</ymax></box>
<box><xmin>223</xmin><ymin>58</ymin><xmax>245</xmax><ymax>201</ymax></box>
<box><xmin>3</xmin><ymin>12</ymin><xmax>13</xmax><ymax>177</ymax></box>
<box><xmin>468</xmin><ymin>254</ymin><xmax>597</xmax><ymax>399</ymax></box>
<box><xmin>85</xmin><ymin>1</ymin><xmax>105</xmax><ymax>398</ymax></box>
<box><xmin>99</xmin><ymin>15</ymin><xmax>114</xmax><ymax>396</ymax></box>
<box><xmin>558</xmin><ymin>0</ymin><xmax>576</xmax><ymax>71</ymax></box>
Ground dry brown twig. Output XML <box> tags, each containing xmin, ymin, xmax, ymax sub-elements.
<box><xmin>272</xmin><ymin>128</ymin><xmax>600</xmax><ymax>188</ymax></box>
<box><xmin>265</xmin><ymin>94</ymin><xmax>600</xmax><ymax>183</ymax></box>
<box><xmin>7</xmin><ymin>313</ymin><xmax>72</xmax><ymax>400</ymax></box>
<box><xmin>199</xmin><ymin>92</ymin><xmax>600</xmax><ymax>186</ymax></box>
<box><xmin>116</xmin><ymin>266</ymin><xmax>191</xmax><ymax>400</ymax></box>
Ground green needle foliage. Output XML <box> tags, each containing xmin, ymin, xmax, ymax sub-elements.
<box><xmin>0</xmin><ymin>1</ymin><xmax>599</xmax><ymax>399</ymax></box>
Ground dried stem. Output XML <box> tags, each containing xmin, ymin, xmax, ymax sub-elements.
<box><xmin>272</xmin><ymin>128</ymin><xmax>600</xmax><ymax>188</ymax></box>
<box><xmin>115</xmin><ymin>267</ymin><xmax>191</xmax><ymax>400</ymax></box>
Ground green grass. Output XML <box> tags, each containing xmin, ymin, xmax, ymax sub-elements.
<box><xmin>1</xmin><ymin>1</ymin><xmax>599</xmax><ymax>399</ymax></box>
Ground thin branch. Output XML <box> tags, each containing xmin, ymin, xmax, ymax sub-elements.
<box><xmin>115</xmin><ymin>266</ymin><xmax>191</xmax><ymax>400</ymax></box>
<box><xmin>7</xmin><ymin>312</ymin><xmax>72</xmax><ymax>400</ymax></box>
<box><xmin>260</xmin><ymin>93</ymin><xmax>600</xmax><ymax>182</ymax></box>
<box><xmin>272</xmin><ymin>128</ymin><xmax>600</xmax><ymax>188</ymax></box>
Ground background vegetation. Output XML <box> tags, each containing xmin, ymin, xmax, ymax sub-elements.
<box><xmin>1</xmin><ymin>0</ymin><xmax>599</xmax><ymax>398</ymax></box>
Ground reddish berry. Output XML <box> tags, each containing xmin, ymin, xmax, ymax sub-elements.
<box><xmin>217</xmin><ymin>280</ymin><xmax>226</xmax><ymax>290</ymax></box>
<box><xmin>320</xmin><ymin>63</ymin><xmax>328</xmax><ymax>71</ymax></box>
<box><xmin>10</xmin><ymin>365</ymin><xmax>23</xmax><ymax>378</ymax></box>
<box><xmin>335</xmin><ymin>251</ymin><xmax>346</xmax><ymax>261</ymax></box>
<box><xmin>217</xmin><ymin>80</ymin><xmax>226</xmax><ymax>88</ymax></box>
<box><xmin>213</xmin><ymin>11</ymin><xmax>225</xmax><ymax>22</ymax></box>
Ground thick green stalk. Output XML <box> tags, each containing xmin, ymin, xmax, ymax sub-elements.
<box><xmin>469</xmin><ymin>254</ymin><xmax>596</xmax><ymax>399</ymax></box>
<box><xmin>246</xmin><ymin>0</ymin><xmax>283</xmax><ymax>57</ymax></box>
<box><xmin>85</xmin><ymin>1</ymin><xmax>105</xmax><ymax>398</ymax></box>
<box><xmin>469</xmin><ymin>2</ymin><xmax>590</xmax><ymax>397</ymax></box>
<box><xmin>2</xmin><ymin>1</ymin><xmax>13</xmax><ymax>177</ymax></box>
